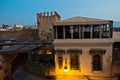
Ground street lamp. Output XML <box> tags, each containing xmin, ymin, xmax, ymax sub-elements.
<box><xmin>64</xmin><ymin>65</ymin><xmax>68</xmax><ymax>73</ymax></box>
<box><xmin>64</xmin><ymin>65</ymin><xmax>68</xmax><ymax>80</ymax></box>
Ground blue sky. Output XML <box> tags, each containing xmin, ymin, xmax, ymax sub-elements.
<box><xmin>0</xmin><ymin>0</ymin><xmax>120</xmax><ymax>27</ymax></box>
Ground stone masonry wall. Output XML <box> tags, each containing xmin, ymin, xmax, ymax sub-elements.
<box><xmin>37</xmin><ymin>11</ymin><xmax>60</xmax><ymax>41</ymax></box>
<box><xmin>0</xmin><ymin>29</ymin><xmax>39</xmax><ymax>41</ymax></box>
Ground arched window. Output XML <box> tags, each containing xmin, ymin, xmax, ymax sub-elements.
<box><xmin>93</xmin><ymin>55</ymin><xmax>102</xmax><ymax>71</ymax></box>
<box><xmin>70</xmin><ymin>55</ymin><xmax>79</xmax><ymax>70</ymax></box>
<box><xmin>58</xmin><ymin>57</ymin><xmax>63</xmax><ymax>69</ymax></box>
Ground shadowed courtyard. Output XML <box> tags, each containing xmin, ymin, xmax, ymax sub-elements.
<box><xmin>13</xmin><ymin>66</ymin><xmax>55</xmax><ymax>80</ymax></box>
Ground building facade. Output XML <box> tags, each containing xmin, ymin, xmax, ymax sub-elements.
<box><xmin>53</xmin><ymin>16</ymin><xmax>115</xmax><ymax>80</ymax></box>
<box><xmin>37</xmin><ymin>11</ymin><xmax>120</xmax><ymax>80</ymax></box>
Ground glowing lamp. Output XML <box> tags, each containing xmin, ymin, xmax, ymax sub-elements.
<box><xmin>64</xmin><ymin>65</ymin><xmax>68</xmax><ymax>73</ymax></box>
<box><xmin>46</xmin><ymin>50</ymin><xmax>52</xmax><ymax>54</ymax></box>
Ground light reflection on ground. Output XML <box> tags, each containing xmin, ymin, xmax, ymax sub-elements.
<box><xmin>13</xmin><ymin>66</ymin><xmax>88</xmax><ymax>80</ymax></box>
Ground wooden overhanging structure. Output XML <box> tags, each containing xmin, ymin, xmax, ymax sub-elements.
<box><xmin>67</xmin><ymin>49</ymin><xmax>82</xmax><ymax>53</ymax></box>
<box><xmin>55</xmin><ymin>49</ymin><xmax>82</xmax><ymax>54</ymax></box>
<box><xmin>90</xmin><ymin>48</ymin><xmax>106</xmax><ymax>55</ymax></box>
<box><xmin>55</xmin><ymin>49</ymin><xmax>65</xmax><ymax>53</ymax></box>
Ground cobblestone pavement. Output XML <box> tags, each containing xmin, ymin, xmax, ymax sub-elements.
<box><xmin>13</xmin><ymin>66</ymin><xmax>54</xmax><ymax>80</ymax></box>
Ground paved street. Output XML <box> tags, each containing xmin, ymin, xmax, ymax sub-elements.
<box><xmin>13</xmin><ymin>66</ymin><xmax>54</xmax><ymax>80</ymax></box>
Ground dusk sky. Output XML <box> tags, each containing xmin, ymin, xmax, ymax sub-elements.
<box><xmin>0</xmin><ymin>0</ymin><xmax>120</xmax><ymax>27</ymax></box>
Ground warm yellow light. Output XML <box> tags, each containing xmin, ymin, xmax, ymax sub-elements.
<box><xmin>64</xmin><ymin>65</ymin><xmax>68</xmax><ymax>73</ymax></box>
<box><xmin>46</xmin><ymin>50</ymin><xmax>52</xmax><ymax>54</ymax></box>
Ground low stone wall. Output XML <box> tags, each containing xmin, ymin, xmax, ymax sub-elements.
<box><xmin>0</xmin><ymin>29</ymin><xmax>39</xmax><ymax>41</ymax></box>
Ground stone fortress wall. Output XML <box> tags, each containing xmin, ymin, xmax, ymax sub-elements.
<box><xmin>0</xmin><ymin>29</ymin><xmax>39</xmax><ymax>41</ymax></box>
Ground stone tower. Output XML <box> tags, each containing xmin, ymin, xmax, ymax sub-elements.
<box><xmin>37</xmin><ymin>11</ymin><xmax>61</xmax><ymax>41</ymax></box>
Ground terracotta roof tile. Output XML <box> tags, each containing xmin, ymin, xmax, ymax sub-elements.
<box><xmin>61</xmin><ymin>16</ymin><xmax>107</xmax><ymax>22</ymax></box>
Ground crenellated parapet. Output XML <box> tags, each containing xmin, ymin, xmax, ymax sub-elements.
<box><xmin>37</xmin><ymin>12</ymin><xmax>53</xmax><ymax>16</ymax></box>
<box><xmin>37</xmin><ymin>11</ymin><xmax>60</xmax><ymax>24</ymax></box>
<box><xmin>37</xmin><ymin>11</ymin><xmax>60</xmax><ymax>17</ymax></box>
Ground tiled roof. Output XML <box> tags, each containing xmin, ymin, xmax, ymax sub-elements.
<box><xmin>61</xmin><ymin>16</ymin><xmax>108</xmax><ymax>22</ymax></box>
<box><xmin>3</xmin><ymin>38</ymin><xmax>15</xmax><ymax>41</ymax></box>
<box><xmin>0</xmin><ymin>45</ymin><xmax>26</xmax><ymax>53</ymax></box>
<box><xmin>0</xmin><ymin>44</ymin><xmax>42</xmax><ymax>53</ymax></box>
<box><xmin>0</xmin><ymin>44</ymin><xmax>43</xmax><ymax>61</ymax></box>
